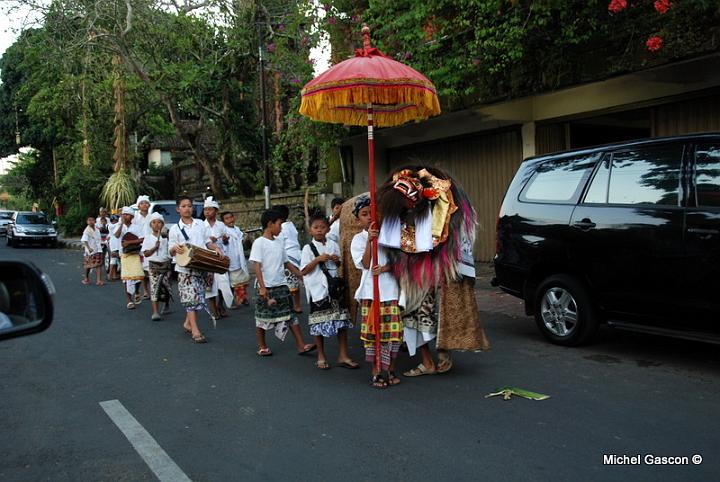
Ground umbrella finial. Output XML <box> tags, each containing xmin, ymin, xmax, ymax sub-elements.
<box><xmin>361</xmin><ymin>24</ymin><xmax>371</xmax><ymax>51</ymax></box>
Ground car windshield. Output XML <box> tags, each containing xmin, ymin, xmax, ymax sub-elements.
<box><xmin>0</xmin><ymin>212</ymin><xmax>13</xmax><ymax>220</ymax></box>
<box><xmin>151</xmin><ymin>203</ymin><xmax>204</xmax><ymax>225</ymax></box>
<box><xmin>16</xmin><ymin>214</ymin><xmax>49</xmax><ymax>225</ymax></box>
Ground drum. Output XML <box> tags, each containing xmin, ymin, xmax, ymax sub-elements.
<box><xmin>175</xmin><ymin>243</ymin><xmax>229</xmax><ymax>274</ymax></box>
<box><xmin>122</xmin><ymin>232</ymin><xmax>142</xmax><ymax>254</ymax></box>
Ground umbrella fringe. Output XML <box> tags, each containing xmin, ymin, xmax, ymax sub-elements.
<box><xmin>300</xmin><ymin>86</ymin><xmax>440</xmax><ymax>127</ymax></box>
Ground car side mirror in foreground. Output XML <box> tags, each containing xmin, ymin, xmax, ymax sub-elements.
<box><xmin>0</xmin><ymin>261</ymin><xmax>54</xmax><ymax>341</ymax></box>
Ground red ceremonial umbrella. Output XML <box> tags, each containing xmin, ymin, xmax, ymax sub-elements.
<box><xmin>299</xmin><ymin>25</ymin><xmax>441</xmax><ymax>370</ymax></box>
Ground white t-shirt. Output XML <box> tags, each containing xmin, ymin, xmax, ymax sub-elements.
<box><xmin>279</xmin><ymin>221</ymin><xmax>301</xmax><ymax>266</ymax></box>
<box><xmin>351</xmin><ymin>230</ymin><xmax>398</xmax><ymax>302</ymax></box>
<box><xmin>300</xmin><ymin>239</ymin><xmax>340</xmax><ymax>303</ymax></box>
<box><xmin>225</xmin><ymin>225</ymin><xmax>248</xmax><ymax>272</ymax></box>
<box><xmin>81</xmin><ymin>226</ymin><xmax>102</xmax><ymax>255</ymax></box>
<box><xmin>115</xmin><ymin>222</ymin><xmax>145</xmax><ymax>255</ymax></box>
<box><xmin>168</xmin><ymin>218</ymin><xmax>211</xmax><ymax>274</ymax></box>
<box><xmin>204</xmin><ymin>219</ymin><xmax>228</xmax><ymax>254</ymax></box>
<box><xmin>327</xmin><ymin>219</ymin><xmax>340</xmax><ymax>244</ymax></box>
<box><xmin>132</xmin><ymin>211</ymin><xmax>151</xmax><ymax>235</ymax></box>
<box><xmin>141</xmin><ymin>232</ymin><xmax>171</xmax><ymax>263</ymax></box>
<box><xmin>108</xmin><ymin>221</ymin><xmax>121</xmax><ymax>252</ymax></box>
<box><xmin>249</xmin><ymin>236</ymin><xmax>288</xmax><ymax>288</ymax></box>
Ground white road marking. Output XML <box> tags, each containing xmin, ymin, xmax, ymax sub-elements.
<box><xmin>99</xmin><ymin>399</ymin><xmax>192</xmax><ymax>482</ymax></box>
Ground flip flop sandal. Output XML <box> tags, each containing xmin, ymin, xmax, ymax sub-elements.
<box><xmin>338</xmin><ymin>360</ymin><xmax>360</xmax><ymax>369</ymax></box>
<box><xmin>297</xmin><ymin>344</ymin><xmax>317</xmax><ymax>355</ymax></box>
<box><xmin>126</xmin><ymin>302</ymin><xmax>135</xmax><ymax>310</ymax></box>
<box><xmin>192</xmin><ymin>334</ymin><xmax>207</xmax><ymax>344</ymax></box>
<box><xmin>257</xmin><ymin>348</ymin><xmax>273</xmax><ymax>356</ymax></box>
<box><xmin>183</xmin><ymin>327</ymin><xmax>192</xmax><ymax>335</ymax></box>
<box><xmin>402</xmin><ymin>364</ymin><xmax>436</xmax><ymax>377</ymax></box>
<box><xmin>371</xmin><ymin>374</ymin><xmax>388</xmax><ymax>389</ymax></box>
<box><xmin>81</xmin><ymin>280</ymin><xmax>90</xmax><ymax>285</ymax></box>
<box><xmin>315</xmin><ymin>360</ymin><xmax>331</xmax><ymax>370</ymax></box>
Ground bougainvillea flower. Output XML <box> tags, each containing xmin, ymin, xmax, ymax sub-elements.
<box><xmin>608</xmin><ymin>0</ymin><xmax>627</xmax><ymax>14</ymax></box>
<box><xmin>646</xmin><ymin>36</ymin><xmax>663</xmax><ymax>52</ymax></box>
<box><xmin>654</xmin><ymin>0</ymin><xmax>672</xmax><ymax>14</ymax></box>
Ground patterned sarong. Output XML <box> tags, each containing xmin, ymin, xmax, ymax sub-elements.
<box><xmin>359</xmin><ymin>299</ymin><xmax>403</xmax><ymax>371</ymax></box>
<box><xmin>120</xmin><ymin>254</ymin><xmax>144</xmax><ymax>281</ymax></box>
<box><xmin>83</xmin><ymin>252</ymin><xmax>102</xmax><ymax>269</ymax></box>
<box><xmin>308</xmin><ymin>297</ymin><xmax>352</xmax><ymax>337</ymax></box>
<box><xmin>149</xmin><ymin>261</ymin><xmax>173</xmax><ymax>303</ymax></box>
<box><xmin>178</xmin><ymin>272</ymin><xmax>210</xmax><ymax>313</ymax></box>
<box><xmin>254</xmin><ymin>285</ymin><xmax>297</xmax><ymax>341</ymax></box>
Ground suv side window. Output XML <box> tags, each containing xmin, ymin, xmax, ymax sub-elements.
<box><xmin>583</xmin><ymin>144</ymin><xmax>684</xmax><ymax>206</ymax></box>
<box><xmin>520</xmin><ymin>153</ymin><xmax>599</xmax><ymax>204</ymax></box>
<box><xmin>693</xmin><ymin>144</ymin><xmax>720</xmax><ymax>207</ymax></box>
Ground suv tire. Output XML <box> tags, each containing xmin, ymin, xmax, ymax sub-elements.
<box><xmin>534</xmin><ymin>274</ymin><xmax>599</xmax><ymax>346</ymax></box>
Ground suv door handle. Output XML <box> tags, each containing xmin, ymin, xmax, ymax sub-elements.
<box><xmin>573</xmin><ymin>219</ymin><xmax>596</xmax><ymax>230</ymax></box>
<box><xmin>687</xmin><ymin>228</ymin><xmax>719</xmax><ymax>235</ymax></box>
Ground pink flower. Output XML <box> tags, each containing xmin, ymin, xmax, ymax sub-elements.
<box><xmin>327</xmin><ymin>16</ymin><xmax>337</xmax><ymax>25</ymax></box>
<box><xmin>351</xmin><ymin>15</ymin><xmax>360</xmax><ymax>24</ymax></box>
<box><xmin>608</xmin><ymin>0</ymin><xmax>627</xmax><ymax>14</ymax></box>
<box><xmin>646</xmin><ymin>35</ymin><xmax>663</xmax><ymax>52</ymax></box>
<box><xmin>654</xmin><ymin>0</ymin><xmax>671</xmax><ymax>14</ymax></box>
<box><xmin>266</xmin><ymin>43</ymin><xmax>276</xmax><ymax>53</ymax></box>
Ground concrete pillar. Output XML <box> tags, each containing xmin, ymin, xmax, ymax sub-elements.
<box><xmin>521</xmin><ymin>122</ymin><xmax>536</xmax><ymax>160</ymax></box>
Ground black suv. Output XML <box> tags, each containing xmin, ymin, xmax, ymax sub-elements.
<box><xmin>493</xmin><ymin>134</ymin><xmax>720</xmax><ymax>346</ymax></box>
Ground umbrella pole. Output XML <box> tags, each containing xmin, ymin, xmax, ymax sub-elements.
<box><xmin>367</xmin><ymin>103</ymin><xmax>381</xmax><ymax>373</ymax></box>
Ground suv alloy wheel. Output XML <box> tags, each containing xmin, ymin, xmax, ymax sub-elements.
<box><xmin>534</xmin><ymin>274</ymin><xmax>599</xmax><ymax>346</ymax></box>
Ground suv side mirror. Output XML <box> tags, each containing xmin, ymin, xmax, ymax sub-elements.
<box><xmin>0</xmin><ymin>261</ymin><xmax>54</xmax><ymax>341</ymax></box>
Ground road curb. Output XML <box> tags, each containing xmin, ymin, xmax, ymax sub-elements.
<box><xmin>58</xmin><ymin>238</ymin><xmax>83</xmax><ymax>250</ymax></box>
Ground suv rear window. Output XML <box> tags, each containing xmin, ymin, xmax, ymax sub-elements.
<box><xmin>583</xmin><ymin>144</ymin><xmax>683</xmax><ymax>206</ymax></box>
<box><xmin>520</xmin><ymin>153</ymin><xmax>599</xmax><ymax>203</ymax></box>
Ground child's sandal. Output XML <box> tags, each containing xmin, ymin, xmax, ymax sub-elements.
<box><xmin>387</xmin><ymin>371</ymin><xmax>401</xmax><ymax>386</ymax></box>
<box><xmin>371</xmin><ymin>374</ymin><xmax>388</xmax><ymax>389</ymax></box>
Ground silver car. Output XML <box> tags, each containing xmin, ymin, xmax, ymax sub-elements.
<box><xmin>6</xmin><ymin>211</ymin><xmax>58</xmax><ymax>248</ymax></box>
<box><xmin>0</xmin><ymin>210</ymin><xmax>13</xmax><ymax>236</ymax></box>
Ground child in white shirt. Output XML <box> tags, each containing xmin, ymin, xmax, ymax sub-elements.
<box><xmin>276</xmin><ymin>205</ymin><xmax>303</xmax><ymax>314</ymax></box>
<box><xmin>249</xmin><ymin>209</ymin><xmax>314</xmax><ymax>357</ymax></box>
<box><xmin>301</xmin><ymin>213</ymin><xmax>357</xmax><ymax>370</ymax></box>
<box><xmin>350</xmin><ymin>195</ymin><xmax>402</xmax><ymax>389</ymax></box>
<box><xmin>222</xmin><ymin>211</ymin><xmax>250</xmax><ymax>306</ymax></box>
<box><xmin>81</xmin><ymin>216</ymin><xmax>104</xmax><ymax>286</ymax></box>
<box><xmin>142</xmin><ymin>212</ymin><xmax>172</xmax><ymax>321</ymax></box>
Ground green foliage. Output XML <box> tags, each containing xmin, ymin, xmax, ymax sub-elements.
<box><xmin>101</xmin><ymin>170</ymin><xmax>137</xmax><ymax>211</ymax></box>
<box><xmin>59</xmin><ymin>203</ymin><xmax>95</xmax><ymax>236</ymax></box>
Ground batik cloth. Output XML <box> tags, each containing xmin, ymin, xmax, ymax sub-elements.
<box><xmin>83</xmin><ymin>252</ymin><xmax>103</xmax><ymax>269</ymax></box>
<box><xmin>359</xmin><ymin>299</ymin><xmax>403</xmax><ymax>370</ymax></box>
<box><xmin>402</xmin><ymin>289</ymin><xmax>438</xmax><ymax>356</ymax></box>
<box><xmin>149</xmin><ymin>261</ymin><xmax>173</xmax><ymax>304</ymax></box>
<box><xmin>284</xmin><ymin>269</ymin><xmax>300</xmax><ymax>292</ymax></box>
<box><xmin>254</xmin><ymin>285</ymin><xmax>298</xmax><ymax>341</ymax></box>
<box><xmin>120</xmin><ymin>253</ymin><xmax>144</xmax><ymax>281</ymax></box>
<box><xmin>178</xmin><ymin>272</ymin><xmax>209</xmax><ymax>313</ymax></box>
<box><xmin>308</xmin><ymin>296</ymin><xmax>352</xmax><ymax>337</ymax></box>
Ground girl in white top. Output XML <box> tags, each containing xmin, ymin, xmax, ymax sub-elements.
<box><xmin>81</xmin><ymin>216</ymin><xmax>104</xmax><ymax>286</ymax></box>
<box><xmin>108</xmin><ymin>216</ymin><xmax>121</xmax><ymax>281</ymax></box>
<box><xmin>275</xmin><ymin>205</ymin><xmax>303</xmax><ymax>314</ymax></box>
<box><xmin>168</xmin><ymin>196</ymin><xmax>221</xmax><ymax>344</ymax></box>
<box><xmin>142</xmin><ymin>212</ymin><xmax>172</xmax><ymax>321</ymax></box>
<box><xmin>300</xmin><ymin>213</ymin><xmax>357</xmax><ymax>370</ymax></box>
<box><xmin>133</xmin><ymin>195</ymin><xmax>152</xmax><ymax>300</ymax></box>
<box><xmin>222</xmin><ymin>211</ymin><xmax>250</xmax><ymax>306</ymax></box>
<box><xmin>249</xmin><ymin>208</ymin><xmax>314</xmax><ymax>357</ymax></box>
<box><xmin>350</xmin><ymin>194</ymin><xmax>402</xmax><ymax>389</ymax></box>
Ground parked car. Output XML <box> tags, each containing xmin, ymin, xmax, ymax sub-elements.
<box><xmin>0</xmin><ymin>210</ymin><xmax>14</xmax><ymax>236</ymax></box>
<box><xmin>493</xmin><ymin>133</ymin><xmax>720</xmax><ymax>346</ymax></box>
<box><xmin>6</xmin><ymin>211</ymin><xmax>58</xmax><ymax>248</ymax></box>
<box><xmin>130</xmin><ymin>200</ymin><xmax>205</xmax><ymax>227</ymax></box>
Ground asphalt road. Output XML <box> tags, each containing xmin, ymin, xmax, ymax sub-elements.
<box><xmin>1</xmin><ymin>241</ymin><xmax>719</xmax><ymax>482</ymax></box>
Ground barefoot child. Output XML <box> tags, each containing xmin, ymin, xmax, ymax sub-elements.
<box><xmin>250</xmin><ymin>209</ymin><xmax>315</xmax><ymax>357</ymax></box>
<box><xmin>222</xmin><ymin>211</ymin><xmax>250</xmax><ymax>306</ymax></box>
<box><xmin>81</xmin><ymin>216</ymin><xmax>104</xmax><ymax>286</ymax></box>
<box><xmin>142</xmin><ymin>213</ymin><xmax>172</xmax><ymax>321</ymax></box>
<box><xmin>300</xmin><ymin>213</ymin><xmax>357</xmax><ymax>370</ymax></box>
<box><xmin>276</xmin><ymin>205</ymin><xmax>303</xmax><ymax>314</ymax></box>
<box><xmin>350</xmin><ymin>195</ymin><xmax>402</xmax><ymax>388</ymax></box>
<box><xmin>169</xmin><ymin>195</ymin><xmax>223</xmax><ymax>344</ymax></box>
